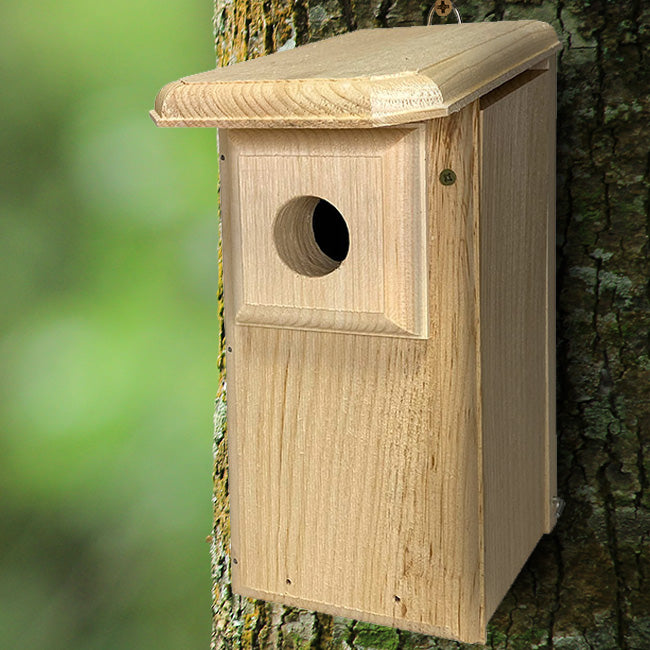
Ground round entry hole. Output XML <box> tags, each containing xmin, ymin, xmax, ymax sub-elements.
<box><xmin>273</xmin><ymin>196</ymin><xmax>350</xmax><ymax>277</ymax></box>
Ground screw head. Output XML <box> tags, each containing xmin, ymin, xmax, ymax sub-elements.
<box><xmin>439</xmin><ymin>168</ymin><xmax>457</xmax><ymax>186</ymax></box>
<box><xmin>434</xmin><ymin>0</ymin><xmax>453</xmax><ymax>17</ymax></box>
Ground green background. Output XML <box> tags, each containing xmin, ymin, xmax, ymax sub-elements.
<box><xmin>0</xmin><ymin>1</ymin><xmax>218</xmax><ymax>647</ymax></box>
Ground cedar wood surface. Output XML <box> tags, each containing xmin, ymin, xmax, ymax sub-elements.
<box><xmin>224</xmin><ymin>127</ymin><xmax>427</xmax><ymax>337</ymax></box>
<box><xmin>479</xmin><ymin>63</ymin><xmax>557</xmax><ymax>619</ymax></box>
<box><xmin>219</xmin><ymin>66</ymin><xmax>555</xmax><ymax>639</ymax></box>
<box><xmin>221</xmin><ymin>104</ymin><xmax>485</xmax><ymax>643</ymax></box>
<box><xmin>151</xmin><ymin>22</ymin><xmax>560</xmax><ymax>128</ymax></box>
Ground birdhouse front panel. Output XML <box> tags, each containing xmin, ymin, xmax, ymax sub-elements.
<box><xmin>152</xmin><ymin>21</ymin><xmax>561</xmax><ymax>645</ymax></box>
<box><xmin>223</xmin><ymin>105</ymin><xmax>484</xmax><ymax>642</ymax></box>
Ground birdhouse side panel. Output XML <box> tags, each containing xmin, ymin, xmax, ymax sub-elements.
<box><xmin>478</xmin><ymin>61</ymin><xmax>557</xmax><ymax>619</ymax></box>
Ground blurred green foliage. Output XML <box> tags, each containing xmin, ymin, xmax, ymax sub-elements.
<box><xmin>0</xmin><ymin>1</ymin><xmax>218</xmax><ymax>647</ymax></box>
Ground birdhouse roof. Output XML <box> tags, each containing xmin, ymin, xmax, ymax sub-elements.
<box><xmin>151</xmin><ymin>21</ymin><xmax>560</xmax><ymax>129</ymax></box>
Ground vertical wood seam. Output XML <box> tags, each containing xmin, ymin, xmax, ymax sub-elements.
<box><xmin>473</xmin><ymin>99</ymin><xmax>487</xmax><ymax>633</ymax></box>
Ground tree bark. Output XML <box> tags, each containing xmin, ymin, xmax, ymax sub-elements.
<box><xmin>210</xmin><ymin>2</ymin><xmax>650</xmax><ymax>648</ymax></box>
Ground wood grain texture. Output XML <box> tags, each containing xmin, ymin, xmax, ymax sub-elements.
<box><xmin>478</xmin><ymin>61</ymin><xmax>557</xmax><ymax>619</ymax></box>
<box><xmin>219</xmin><ymin>127</ymin><xmax>427</xmax><ymax>338</ymax></box>
<box><xmin>151</xmin><ymin>22</ymin><xmax>560</xmax><ymax>129</ymax></box>
<box><xmin>219</xmin><ymin>72</ymin><xmax>556</xmax><ymax>641</ymax></box>
<box><xmin>221</xmin><ymin>104</ymin><xmax>486</xmax><ymax>643</ymax></box>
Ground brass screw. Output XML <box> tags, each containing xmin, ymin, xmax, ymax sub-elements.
<box><xmin>434</xmin><ymin>0</ymin><xmax>454</xmax><ymax>17</ymax></box>
<box><xmin>439</xmin><ymin>168</ymin><xmax>457</xmax><ymax>186</ymax></box>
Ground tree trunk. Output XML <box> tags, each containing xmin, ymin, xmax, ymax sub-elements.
<box><xmin>210</xmin><ymin>2</ymin><xmax>650</xmax><ymax>648</ymax></box>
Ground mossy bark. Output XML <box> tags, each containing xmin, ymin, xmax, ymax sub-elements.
<box><xmin>210</xmin><ymin>2</ymin><xmax>650</xmax><ymax>648</ymax></box>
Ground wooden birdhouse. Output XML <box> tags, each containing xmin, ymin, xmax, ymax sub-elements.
<box><xmin>152</xmin><ymin>21</ymin><xmax>561</xmax><ymax>644</ymax></box>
